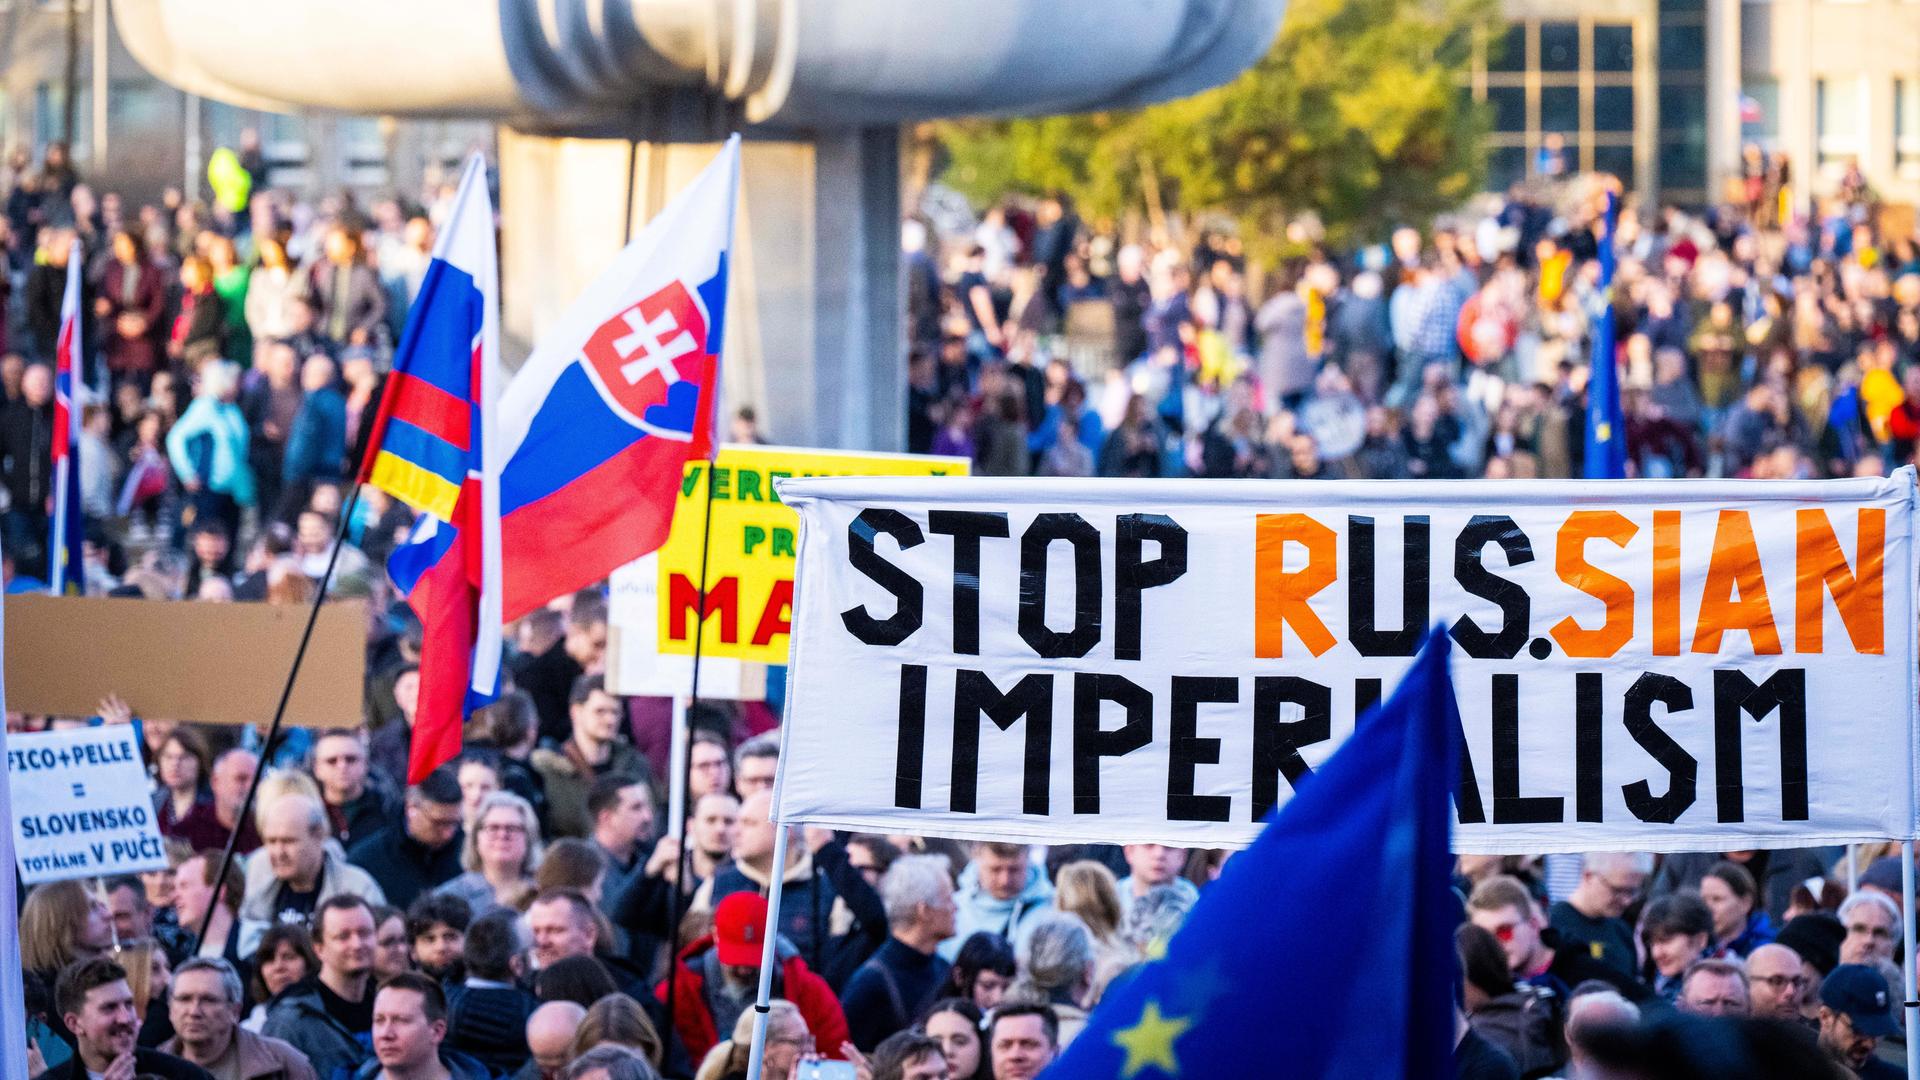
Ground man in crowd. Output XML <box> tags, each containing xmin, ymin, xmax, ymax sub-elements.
<box><xmin>349</xmin><ymin>768</ymin><xmax>467</xmax><ymax>907</ymax></box>
<box><xmin>588</xmin><ymin>773</ymin><xmax>656</xmax><ymax>890</ymax></box>
<box><xmin>1817</xmin><ymin>964</ymin><xmax>1905</xmax><ymax>1079</ymax></box>
<box><xmin>687</xmin><ymin>733</ymin><xmax>732</xmax><ymax>803</ymax></box>
<box><xmin>173</xmin><ymin>852</ymin><xmax>247</xmax><ymax>967</ymax></box>
<box><xmin>445</xmin><ymin>909</ymin><xmax>539</xmax><ymax>1075</ymax></box>
<box><xmin>1548</xmin><ymin>853</ymin><xmax>1649</xmax><ymax>982</ymax></box>
<box><xmin>1676</xmin><ymin>959</ymin><xmax>1750</xmax><ymax>1017</ymax></box>
<box><xmin>1839</xmin><ymin>892</ymin><xmax>1901</xmax><ymax>966</ymax></box>
<box><xmin>840</xmin><ymin>854</ymin><xmax>956</xmax><ymax>1050</ymax></box>
<box><xmin>520</xmin><ymin>1002</ymin><xmax>587</xmax><ymax>1080</ymax></box>
<box><xmin>1747</xmin><ymin>943</ymin><xmax>1812</xmax><ymax>1022</ymax></box>
<box><xmin>369</xmin><ymin>973</ymin><xmax>490</xmax><ymax>1080</ymax></box>
<box><xmin>733</xmin><ymin>733</ymin><xmax>779</xmax><ymax>799</ymax></box>
<box><xmin>408</xmin><ymin>893</ymin><xmax>472</xmax><ymax>982</ymax></box>
<box><xmin>533</xmin><ymin>675</ymin><xmax>656</xmax><ymax>839</ymax></box>
<box><xmin>1117</xmin><ymin>844</ymin><xmax>1196</xmax><ymax>905</ymax></box>
<box><xmin>987</xmin><ymin>1002</ymin><xmax>1059</xmax><ymax>1080</ymax></box>
<box><xmin>49</xmin><ymin>957</ymin><xmax>213</xmax><ymax>1079</ymax></box>
<box><xmin>1561</xmin><ymin>991</ymin><xmax>1639</xmax><ymax>1079</ymax></box>
<box><xmin>161</xmin><ymin>957</ymin><xmax>316</xmax><ymax>1080</ymax></box>
<box><xmin>241</xmin><ymin>792</ymin><xmax>386</xmax><ymax>955</ymax></box>
<box><xmin>657</xmin><ymin>892</ymin><xmax>848</xmax><ymax>1062</ymax></box>
<box><xmin>170</xmin><ymin>749</ymin><xmax>262</xmax><ymax>855</ymax></box>
<box><xmin>684</xmin><ymin>792</ymin><xmax>739</xmax><ymax>885</ymax></box>
<box><xmin>262</xmin><ymin>895</ymin><xmax>379</xmax><ymax>1078</ymax></box>
<box><xmin>945</xmin><ymin>842</ymin><xmax>1054</xmax><ymax>961</ymax></box>
<box><xmin>104</xmin><ymin>875</ymin><xmax>158</xmax><ymax>942</ymax></box>
<box><xmin>312</xmin><ymin>729</ymin><xmax>396</xmax><ymax>847</ymax></box>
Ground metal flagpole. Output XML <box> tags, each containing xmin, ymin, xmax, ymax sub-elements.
<box><xmin>744</xmin><ymin>823</ymin><xmax>790</xmax><ymax>1080</ymax></box>
<box><xmin>0</xmin><ymin>574</ymin><xmax>31</xmax><ymax>1077</ymax></box>
<box><xmin>1903</xmin><ymin>840</ymin><xmax>1916</xmax><ymax>1080</ymax></box>
<box><xmin>1849</xmin><ymin>845</ymin><xmax>1859</xmax><ymax>893</ymax></box>
<box><xmin>663</xmin><ymin>460</ymin><xmax>720</xmax><ymax>1054</ymax></box>
<box><xmin>192</xmin><ymin>482</ymin><xmax>364</xmax><ymax>949</ymax></box>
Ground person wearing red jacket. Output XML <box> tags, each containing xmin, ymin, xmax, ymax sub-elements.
<box><xmin>656</xmin><ymin>892</ymin><xmax>850</xmax><ymax>1062</ymax></box>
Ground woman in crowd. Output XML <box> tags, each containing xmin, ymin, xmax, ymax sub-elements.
<box><xmin>920</xmin><ymin>999</ymin><xmax>988</xmax><ymax>1080</ymax></box>
<box><xmin>938</xmin><ymin>932</ymin><xmax>1016</xmax><ymax>1011</ymax></box>
<box><xmin>154</xmin><ymin>727</ymin><xmax>213</xmax><ymax>835</ymax></box>
<box><xmin>244</xmin><ymin>923</ymin><xmax>320</xmax><ymax>1031</ymax></box>
<box><xmin>570</xmin><ymin>993</ymin><xmax>666</xmax><ymax>1072</ymax></box>
<box><xmin>1052</xmin><ymin>861</ymin><xmax>1137</xmax><ymax>994</ymax></box>
<box><xmin>440</xmin><ymin>790</ymin><xmax>545</xmax><ymax>915</ymax></box>
<box><xmin>373</xmin><ymin>904</ymin><xmax>413</xmax><ymax>981</ymax></box>
<box><xmin>1701</xmin><ymin>860</ymin><xmax>1775</xmax><ymax>959</ymax></box>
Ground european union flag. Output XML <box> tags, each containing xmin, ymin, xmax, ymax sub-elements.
<box><xmin>1046</xmin><ymin>631</ymin><xmax>1462</xmax><ymax>1079</ymax></box>
<box><xmin>1584</xmin><ymin>189</ymin><xmax>1626</xmax><ymax>479</ymax></box>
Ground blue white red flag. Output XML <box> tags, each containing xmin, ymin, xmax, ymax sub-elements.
<box><xmin>359</xmin><ymin>153</ymin><xmax>503</xmax><ymax>784</ymax></box>
<box><xmin>49</xmin><ymin>237</ymin><xmax>84</xmax><ymax>596</ymax></box>
<box><xmin>496</xmin><ymin>135</ymin><xmax>739</xmax><ymax>620</ymax></box>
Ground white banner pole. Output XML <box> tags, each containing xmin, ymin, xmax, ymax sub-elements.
<box><xmin>1849</xmin><ymin>845</ymin><xmax>1860</xmax><ymax>893</ymax></box>
<box><xmin>667</xmin><ymin>695</ymin><xmax>690</xmax><ymax>841</ymax></box>
<box><xmin>0</xmin><ymin>553</ymin><xmax>29</xmax><ymax>1076</ymax></box>
<box><xmin>744</xmin><ymin>823</ymin><xmax>790</xmax><ymax>1080</ymax></box>
<box><xmin>1903</xmin><ymin>840</ymin><xmax>1916</xmax><ymax>1080</ymax></box>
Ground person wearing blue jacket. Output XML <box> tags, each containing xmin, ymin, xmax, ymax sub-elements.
<box><xmin>280</xmin><ymin>353</ymin><xmax>347</xmax><ymax>521</ymax></box>
<box><xmin>940</xmin><ymin>842</ymin><xmax>1054</xmax><ymax>963</ymax></box>
<box><xmin>165</xmin><ymin>360</ymin><xmax>255</xmax><ymax>544</ymax></box>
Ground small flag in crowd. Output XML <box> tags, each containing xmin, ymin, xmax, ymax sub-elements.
<box><xmin>360</xmin><ymin>152</ymin><xmax>503</xmax><ymax>784</ymax></box>
<box><xmin>49</xmin><ymin>237</ymin><xmax>84</xmax><ymax>596</ymax></box>
<box><xmin>1046</xmin><ymin>631</ymin><xmax>1462</xmax><ymax>1079</ymax></box>
<box><xmin>1584</xmin><ymin>188</ymin><xmax>1625</xmax><ymax>479</ymax></box>
<box><xmin>494</xmin><ymin>134</ymin><xmax>739</xmax><ymax>620</ymax></box>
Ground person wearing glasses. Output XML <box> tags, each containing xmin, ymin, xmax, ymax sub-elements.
<box><xmin>437</xmin><ymin>791</ymin><xmax>546</xmax><ymax>916</ymax></box>
<box><xmin>1838</xmin><ymin>892</ymin><xmax>1901</xmax><ymax>966</ymax></box>
<box><xmin>1747</xmin><ymin>942</ymin><xmax>1814</xmax><ymax>1023</ymax></box>
<box><xmin>1547</xmin><ymin>852</ymin><xmax>1651</xmax><ymax>983</ymax></box>
<box><xmin>1467</xmin><ymin>875</ymin><xmax>1650</xmax><ymax>1004</ymax></box>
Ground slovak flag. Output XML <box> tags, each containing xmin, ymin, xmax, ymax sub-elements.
<box><xmin>496</xmin><ymin>134</ymin><xmax>739</xmax><ymax>619</ymax></box>
<box><xmin>359</xmin><ymin>153</ymin><xmax>504</xmax><ymax>784</ymax></box>
<box><xmin>49</xmin><ymin>237</ymin><xmax>84</xmax><ymax>596</ymax></box>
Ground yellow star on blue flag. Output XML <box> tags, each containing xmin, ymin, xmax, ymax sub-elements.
<box><xmin>1112</xmin><ymin>1000</ymin><xmax>1189</xmax><ymax>1078</ymax></box>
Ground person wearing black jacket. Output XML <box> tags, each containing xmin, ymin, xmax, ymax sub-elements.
<box><xmin>1</xmin><ymin>363</ymin><xmax>55</xmax><ymax>571</ymax></box>
<box><xmin>445</xmin><ymin>909</ymin><xmax>540</xmax><ymax>1076</ymax></box>
<box><xmin>346</xmin><ymin>768</ymin><xmax>466</xmax><ymax>908</ymax></box>
<box><xmin>23</xmin><ymin>228</ymin><xmax>83</xmax><ymax>363</ymax></box>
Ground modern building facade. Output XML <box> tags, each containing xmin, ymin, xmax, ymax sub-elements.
<box><xmin>1470</xmin><ymin>0</ymin><xmax>1920</xmax><ymax>207</ymax></box>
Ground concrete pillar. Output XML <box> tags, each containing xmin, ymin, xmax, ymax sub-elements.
<box><xmin>498</xmin><ymin>127</ymin><xmax>903</xmax><ymax>453</ymax></box>
<box><xmin>1704</xmin><ymin>0</ymin><xmax>1742</xmax><ymax>200</ymax></box>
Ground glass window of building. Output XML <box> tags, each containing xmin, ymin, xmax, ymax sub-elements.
<box><xmin>1897</xmin><ymin>80</ymin><xmax>1920</xmax><ymax>178</ymax></box>
<box><xmin>1540</xmin><ymin>22</ymin><xmax>1580</xmax><ymax>71</ymax></box>
<box><xmin>1816</xmin><ymin>78</ymin><xmax>1865</xmax><ymax>174</ymax></box>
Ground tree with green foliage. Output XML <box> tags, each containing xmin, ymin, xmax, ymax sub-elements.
<box><xmin>936</xmin><ymin>0</ymin><xmax>1493</xmax><ymax>250</ymax></box>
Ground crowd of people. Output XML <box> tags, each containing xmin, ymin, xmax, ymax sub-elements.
<box><xmin>906</xmin><ymin>166</ymin><xmax>1920</xmax><ymax>487</ymax></box>
<box><xmin>0</xmin><ymin>132</ymin><xmax>1916</xmax><ymax>1080</ymax></box>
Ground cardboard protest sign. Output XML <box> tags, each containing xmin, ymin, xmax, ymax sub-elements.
<box><xmin>651</xmin><ymin>444</ymin><xmax>968</xmax><ymax>665</ymax></box>
<box><xmin>4</xmin><ymin>596</ymin><xmax>365</xmax><ymax>727</ymax></box>
<box><xmin>8</xmin><ymin>725</ymin><xmax>168</xmax><ymax>883</ymax></box>
<box><xmin>775</xmin><ymin>472</ymin><xmax>1920</xmax><ymax>852</ymax></box>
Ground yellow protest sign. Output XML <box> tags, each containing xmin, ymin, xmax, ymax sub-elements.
<box><xmin>657</xmin><ymin>444</ymin><xmax>969</xmax><ymax>663</ymax></box>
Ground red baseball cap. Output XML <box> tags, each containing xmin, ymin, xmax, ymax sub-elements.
<box><xmin>714</xmin><ymin>892</ymin><xmax>770</xmax><ymax>967</ymax></box>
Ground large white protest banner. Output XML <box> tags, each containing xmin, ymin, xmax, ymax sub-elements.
<box><xmin>7</xmin><ymin>725</ymin><xmax>168</xmax><ymax>883</ymax></box>
<box><xmin>775</xmin><ymin>472</ymin><xmax>1920</xmax><ymax>853</ymax></box>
